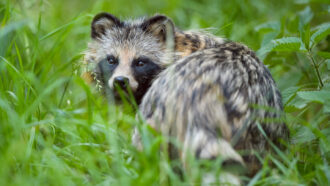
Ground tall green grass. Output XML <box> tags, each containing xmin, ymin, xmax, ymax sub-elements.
<box><xmin>0</xmin><ymin>0</ymin><xmax>329</xmax><ymax>185</ymax></box>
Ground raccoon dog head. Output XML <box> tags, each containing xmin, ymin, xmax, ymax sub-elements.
<box><xmin>85</xmin><ymin>12</ymin><xmax>175</xmax><ymax>105</ymax></box>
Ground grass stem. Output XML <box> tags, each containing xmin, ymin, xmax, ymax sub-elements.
<box><xmin>307</xmin><ymin>52</ymin><xmax>324</xmax><ymax>88</ymax></box>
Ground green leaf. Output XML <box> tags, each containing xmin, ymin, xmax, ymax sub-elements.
<box><xmin>255</xmin><ymin>21</ymin><xmax>281</xmax><ymax>33</ymax></box>
<box><xmin>257</xmin><ymin>37</ymin><xmax>306</xmax><ymax>60</ymax></box>
<box><xmin>0</xmin><ymin>20</ymin><xmax>28</xmax><ymax>39</ymax></box>
<box><xmin>272</xmin><ymin>37</ymin><xmax>307</xmax><ymax>52</ymax></box>
<box><xmin>300</xmin><ymin>24</ymin><xmax>311</xmax><ymax>50</ymax></box>
<box><xmin>282</xmin><ymin>86</ymin><xmax>300</xmax><ymax>105</ymax></box>
<box><xmin>299</xmin><ymin>6</ymin><xmax>314</xmax><ymax>25</ymax></box>
<box><xmin>261</xmin><ymin>31</ymin><xmax>280</xmax><ymax>47</ymax></box>
<box><xmin>324</xmin><ymin>102</ymin><xmax>330</xmax><ymax>113</ymax></box>
<box><xmin>39</xmin><ymin>15</ymin><xmax>87</xmax><ymax>41</ymax></box>
<box><xmin>326</xmin><ymin>59</ymin><xmax>330</xmax><ymax>70</ymax></box>
<box><xmin>297</xmin><ymin>7</ymin><xmax>313</xmax><ymax>49</ymax></box>
<box><xmin>285</xmin><ymin>93</ymin><xmax>311</xmax><ymax>112</ymax></box>
<box><xmin>297</xmin><ymin>90</ymin><xmax>330</xmax><ymax>104</ymax></box>
<box><xmin>317</xmin><ymin>51</ymin><xmax>330</xmax><ymax>59</ymax></box>
<box><xmin>310</xmin><ymin>22</ymin><xmax>330</xmax><ymax>47</ymax></box>
<box><xmin>292</xmin><ymin>126</ymin><xmax>316</xmax><ymax>144</ymax></box>
<box><xmin>298</xmin><ymin>6</ymin><xmax>313</xmax><ymax>28</ymax></box>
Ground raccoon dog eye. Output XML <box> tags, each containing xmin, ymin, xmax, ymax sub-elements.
<box><xmin>107</xmin><ymin>55</ymin><xmax>117</xmax><ymax>65</ymax></box>
<box><xmin>134</xmin><ymin>57</ymin><xmax>151</xmax><ymax>68</ymax></box>
<box><xmin>136</xmin><ymin>61</ymin><xmax>145</xmax><ymax>67</ymax></box>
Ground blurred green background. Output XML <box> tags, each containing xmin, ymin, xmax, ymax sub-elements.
<box><xmin>0</xmin><ymin>0</ymin><xmax>329</xmax><ymax>185</ymax></box>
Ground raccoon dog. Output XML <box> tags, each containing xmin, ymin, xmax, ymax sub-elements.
<box><xmin>85</xmin><ymin>12</ymin><xmax>289</xmax><ymax>183</ymax></box>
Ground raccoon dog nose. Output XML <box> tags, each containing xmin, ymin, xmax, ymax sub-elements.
<box><xmin>113</xmin><ymin>76</ymin><xmax>129</xmax><ymax>89</ymax></box>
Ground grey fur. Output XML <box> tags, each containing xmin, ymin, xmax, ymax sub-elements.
<box><xmin>85</xmin><ymin>13</ymin><xmax>289</xmax><ymax>182</ymax></box>
<box><xmin>133</xmin><ymin>36</ymin><xmax>289</xmax><ymax>176</ymax></box>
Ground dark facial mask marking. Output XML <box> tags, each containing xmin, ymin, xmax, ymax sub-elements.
<box><xmin>132</xmin><ymin>57</ymin><xmax>163</xmax><ymax>104</ymax></box>
<box><xmin>96</xmin><ymin>57</ymin><xmax>118</xmax><ymax>100</ymax></box>
<box><xmin>96</xmin><ymin>55</ymin><xmax>162</xmax><ymax>105</ymax></box>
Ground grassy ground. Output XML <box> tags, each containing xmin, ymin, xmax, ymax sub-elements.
<box><xmin>0</xmin><ymin>0</ymin><xmax>329</xmax><ymax>185</ymax></box>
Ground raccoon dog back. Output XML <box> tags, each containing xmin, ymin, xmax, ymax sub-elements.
<box><xmin>134</xmin><ymin>41</ymin><xmax>289</xmax><ymax>176</ymax></box>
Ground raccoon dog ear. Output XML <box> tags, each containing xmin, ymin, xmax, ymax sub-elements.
<box><xmin>141</xmin><ymin>15</ymin><xmax>175</xmax><ymax>48</ymax></box>
<box><xmin>91</xmin><ymin>12</ymin><xmax>123</xmax><ymax>39</ymax></box>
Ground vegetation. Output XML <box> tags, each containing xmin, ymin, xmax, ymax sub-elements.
<box><xmin>0</xmin><ymin>0</ymin><xmax>329</xmax><ymax>185</ymax></box>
